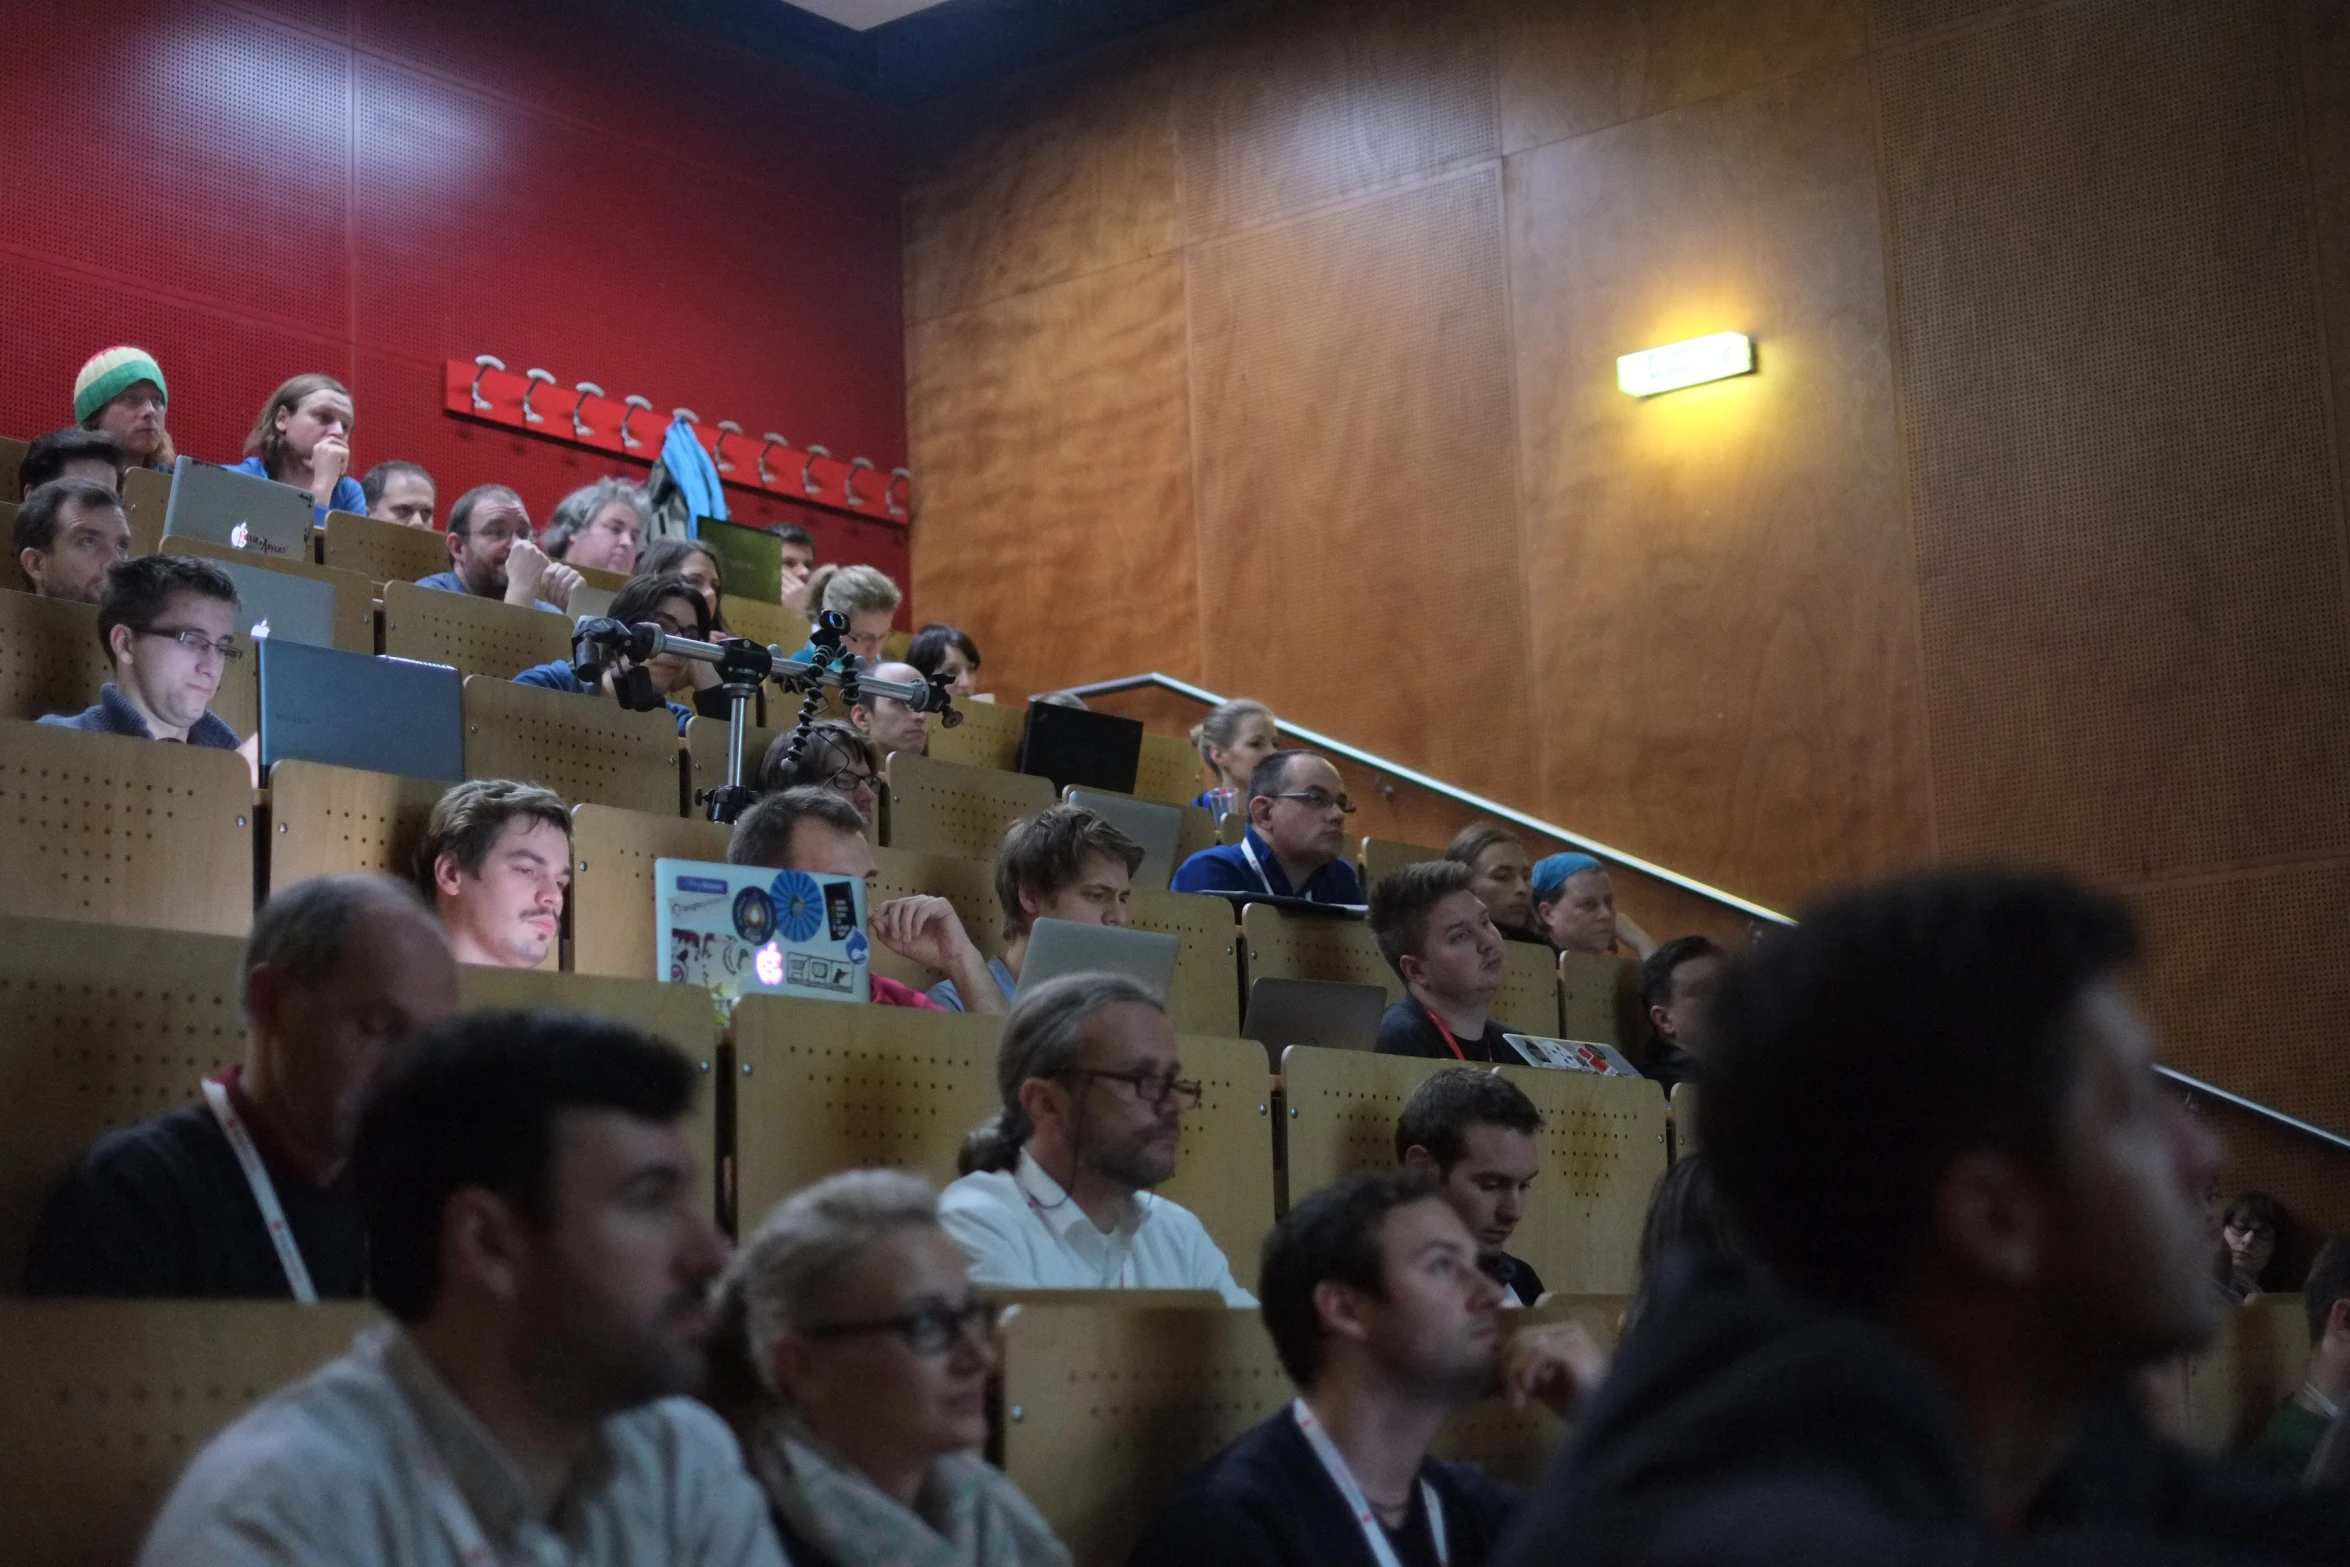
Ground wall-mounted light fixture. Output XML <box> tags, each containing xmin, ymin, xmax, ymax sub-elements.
<box><xmin>1617</xmin><ymin>331</ymin><xmax>1754</xmax><ymax>397</ymax></box>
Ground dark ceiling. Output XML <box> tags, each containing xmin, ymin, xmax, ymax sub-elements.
<box><xmin>665</xmin><ymin>0</ymin><xmax>1227</xmax><ymax>107</ymax></box>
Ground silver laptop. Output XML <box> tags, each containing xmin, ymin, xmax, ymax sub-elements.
<box><xmin>1243</xmin><ymin>977</ymin><xmax>1389</xmax><ymax>1066</ymax></box>
<box><xmin>206</xmin><ymin>556</ymin><xmax>336</xmax><ymax>649</ymax></box>
<box><xmin>1065</xmin><ymin>788</ymin><xmax>1184</xmax><ymax>892</ymax></box>
<box><xmin>163</xmin><ymin>459</ymin><xmax>314</xmax><ymax>560</ymax></box>
<box><xmin>1014</xmin><ymin>918</ymin><xmax>1179</xmax><ymax>1001</ymax></box>
<box><xmin>655</xmin><ymin>858</ymin><xmax>870</xmax><ymax>1009</ymax></box>
<box><xmin>257</xmin><ymin>639</ymin><xmax>464</xmax><ymax>780</ymax></box>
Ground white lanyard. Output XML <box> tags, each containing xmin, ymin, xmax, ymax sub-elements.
<box><xmin>1292</xmin><ymin>1399</ymin><xmax>1447</xmax><ymax>1567</ymax></box>
<box><xmin>200</xmin><ymin>1078</ymin><xmax>317</xmax><ymax>1304</ymax></box>
<box><xmin>1238</xmin><ymin>834</ymin><xmax>1280</xmax><ymax>898</ymax></box>
<box><xmin>418</xmin><ymin>1451</ymin><xmax>497</xmax><ymax>1565</ymax></box>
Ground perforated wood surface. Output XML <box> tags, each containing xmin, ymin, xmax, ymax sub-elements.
<box><xmin>1158</xmin><ymin>1032</ymin><xmax>1278</xmax><ymax>1289</ymax></box>
<box><xmin>1131</xmin><ymin>732</ymin><xmax>1203</xmax><ymax>806</ymax></box>
<box><xmin>870</xmin><ymin>845</ymin><xmax>1006</xmax><ymax>992</ymax></box>
<box><xmin>1360</xmin><ymin>835</ymin><xmax>1439</xmax><ymax>890</ymax></box>
<box><xmin>462</xmin><ymin>676</ymin><xmax>682</xmax><ymax>817</ymax></box>
<box><xmin>568</xmin><ymin>806</ymin><xmax>730</xmax><ymax>980</ymax></box>
<box><xmin>383</xmin><ymin>580</ymin><xmax>572</xmax><ymax>682</ymax></box>
<box><xmin>2182</xmin><ymin>1292</ymin><xmax>2306</xmax><ymax>1455</ymax></box>
<box><xmin>456</xmin><ymin>967</ymin><xmax>721</xmax><ymax>1217</ymax></box>
<box><xmin>925</xmin><ymin>696</ymin><xmax>1026</xmax><ymax>772</ymax></box>
<box><xmin>0</xmin><ymin>722</ymin><xmax>254</xmax><ymax>935</ymax></box>
<box><xmin>321</xmin><ymin>508</ymin><xmax>446</xmax><ymax>587</ymax></box>
<box><xmin>162</xmin><ymin>537</ymin><xmax>379</xmax><ymax>653</ymax></box>
<box><xmin>0</xmin><ymin>1299</ymin><xmax>374</xmax><ymax>1564</ymax></box>
<box><xmin>0</xmin><ymin>916</ymin><xmax>247</xmax><ymax>1290</ymax></box>
<box><xmin>1282</xmin><ymin>1046</ymin><xmax>1665</xmax><ymax>1293</ymax></box>
<box><xmin>1241</xmin><ymin>902</ymin><xmax>1400</xmax><ymax>1004</ymax></box>
<box><xmin>1560</xmin><ymin>951</ymin><xmax>1637</xmax><ymax>1046</ymax></box>
<box><xmin>265</xmin><ymin>760</ymin><xmax>446</xmax><ymax>893</ymax></box>
<box><xmin>884</xmin><ymin>752</ymin><xmax>1055</xmax><ymax>860</ymax></box>
<box><xmin>121</xmin><ymin>465</ymin><xmax>170</xmax><ymax>558</ymax></box>
<box><xmin>0</xmin><ymin>590</ymin><xmax>111</xmax><ymax>722</ymax></box>
<box><xmin>719</xmin><ymin>595</ymin><xmax>810</xmax><ymax>653</ymax></box>
<box><xmin>1494</xmin><ymin>938</ymin><xmax>1563</xmax><ymax>1037</ymax></box>
<box><xmin>1125</xmin><ymin>889</ymin><xmax>1242</xmax><ymax>1037</ymax></box>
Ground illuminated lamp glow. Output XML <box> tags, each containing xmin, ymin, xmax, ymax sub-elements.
<box><xmin>1617</xmin><ymin>332</ymin><xmax>1754</xmax><ymax>397</ymax></box>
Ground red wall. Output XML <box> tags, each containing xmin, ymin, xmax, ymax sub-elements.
<box><xmin>0</xmin><ymin>0</ymin><xmax>910</xmax><ymax>593</ymax></box>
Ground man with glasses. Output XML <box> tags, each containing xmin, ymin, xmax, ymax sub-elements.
<box><xmin>848</xmin><ymin>658</ymin><xmax>934</xmax><ymax>758</ymax></box>
<box><xmin>416</xmin><ymin>482</ymin><xmax>578</xmax><ymax>612</ymax></box>
<box><xmin>941</xmin><ymin>972</ymin><xmax>1254</xmax><ymax>1305</ymax></box>
<box><xmin>1173</xmin><ymin>749</ymin><xmax>1365</xmax><ymax>905</ymax></box>
<box><xmin>757</xmin><ymin>719</ymin><xmax>880</xmax><ymax>821</ymax></box>
<box><xmin>39</xmin><ymin>552</ymin><xmax>244</xmax><ymax>748</ymax></box>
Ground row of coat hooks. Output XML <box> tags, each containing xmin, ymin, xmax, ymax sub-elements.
<box><xmin>442</xmin><ymin>355</ymin><xmax>911</xmax><ymax>523</ymax></box>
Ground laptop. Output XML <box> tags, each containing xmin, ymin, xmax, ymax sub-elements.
<box><xmin>1064</xmin><ymin>789</ymin><xmax>1183</xmax><ymax>892</ymax></box>
<box><xmin>257</xmin><ymin>639</ymin><xmax>464</xmax><ymax>780</ymax></box>
<box><xmin>206</xmin><ymin>556</ymin><xmax>336</xmax><ymax>649</ymax></box>
<box><xmin>1013</xmin><ymin>918</ymin><xmax>1179</xmax><ymax>1001</ymax></box>
<box><xmin>655</xmin><ymin>857</ymin><xmax>870</xmax><ymax>1010</ymax></box>
<box><xmin>695</xmin><ymin>516</ymin><xmax>784</xmax><ymax>605</ymax></box>
<box><xmin>1501</xmin><ymin>1035</ymin><xmax>1644</xmax><ymax>1077</ymax></box>
<box><xmin>163</xmin><ymin>458</ymin><xmax>313</xmax><ymax>560</ymax></box>
<box><xmin>1018</xmin><ymin>702</ymin><xmax>1143</xmax><ymax>794</ymax></box>
<box><xmin>1242</xmin><ymin>977</ymin><xmax>1389</xmax><ymax>1067</ymax></box>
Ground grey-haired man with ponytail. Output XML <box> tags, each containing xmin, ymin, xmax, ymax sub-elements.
<box><xmin>939</xmin><ymin>974</ymin><xmax>1254</xmax><ymax>1305</ymax></box>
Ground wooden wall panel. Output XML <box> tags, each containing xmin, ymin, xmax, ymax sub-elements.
<box><xmin>906</xmin><ymin>255</ymin><xmax>1199</xmax><ymax>706</ymax></box>
<box><xmin>1507</xmin><ymin>61</ymin><xmax>1930</xmax><ymax>909</ymax></box>
<box><xmin>1187</xmin><ymin>170</ymin><xmax>1536</xmax><ymax>809</ymax></box>
<box><xmin>2294</xmin><ymin>0</ymin><xmax>2350</xmax><ymax>536</ymax></box>
<box><xmin>1172</xmin><ymin>0</ymin><xmax>1499</xmax><ymax>242</ymax></box>
<box><xmin>1881</xmin><ymin>0</ymin><xmax>2350</xmax><ymax>886</ymax></box>
<box><xmin>1496</xmin><ymin>0</ymin><xmax>1866</xmax><ymax>154</ymax></box>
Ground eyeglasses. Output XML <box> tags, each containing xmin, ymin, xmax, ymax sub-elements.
<box><xmin>824</xmin><ymin>767</ymin><xmax>876</xmax><ymax>795</ymax></box>
<box><xmin>140</xmin><ymin>626</ymin><xmax>242</xmax><ymax>662</ymax></box>
<box><xmin>1269</xmin><ymin>788</ymin><xmax>1355</xmax><ymax>815</ymax></box>
<box><xmin>1059</xmin><ymin>1066</ymin><xmax>1203</xmax><ymax>1109</ymax></box>
<box><xmin>801</xmin><ymin>1296</ymin><xmax>999</xmax><ymax>1355</ymax></box>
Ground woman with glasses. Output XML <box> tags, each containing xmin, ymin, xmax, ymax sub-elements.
<box><xmin>511</xmin><ymin>572</ymin><xmax>732</xmax><ymax>735</ymax></box>
<box><xmin>759</xmin><ymin>719</ymin><xmax>882</xmax><ymax>821</ymax></box>
<box><xmin>710</xmin><ymin>1169</ymin><xmax>1071</xmax><ymax>1567</ymax></box>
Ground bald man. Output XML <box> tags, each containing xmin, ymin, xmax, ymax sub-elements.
<box><xmin>849</xmin><ymin>659</ymin><xmax>933</xmax><ymax>758</ymax></box>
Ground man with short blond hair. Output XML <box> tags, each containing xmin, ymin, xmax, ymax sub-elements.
<box><xmin>416</xmin><ymin>779</ymin><xmax>572</xmax><ymax>970</ymax></box>
<box><xmin>1369</xmin><ymin>859</ymin><xmax>1517</xmax><ymax>1062</ymax></box>
<box><xmin>928</xmin><ymin>804</ymin><xmax>1144</xmax><ymax>1010</ymax></box>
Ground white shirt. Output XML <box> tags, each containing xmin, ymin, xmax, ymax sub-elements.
<box><xmin>139</xmin><ymin>1324</ymin><xmax>787</xmax><ymax>1567</ymax></box>
<box><xmin>938</xmin><ymin>1149</ymin><xmax>1255</xmax><ymax>1306</ymax></box>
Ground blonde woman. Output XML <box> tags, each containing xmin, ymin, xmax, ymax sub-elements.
<box><xmin>1187</xmin><ymin>697</ymin><xmax>1278</xmax><ymax>822</ymax></box>
<box><xmin>800</xmin><ymin>563</ymin><xmax>903</xmax><ymax>661</ymax></box>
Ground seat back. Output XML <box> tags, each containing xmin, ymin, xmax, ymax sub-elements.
<box><xmin>0</xmin><ymin>722</ymin><xmax>254</xmax><ymax>934</ymax></box>
<box><xmin>265</xmin><ymin>759</ymin><xmax>446</xmax><ymax>893</ymax></box>
<box><xmin>925</xmin><ymin>697</ymin><xmax>1026</xmax><ymax>771</ymax></box>
<box><xmin>455</xmin><ymin>967</ymin><xmax>722</xmax><ymax>1218</ymax></box>
<box><xmin>1281</xmin><ymin>1045</ymin><xmax>1665</xmax><ymax>1293</ymax></box>
<box><xmin>1160</xmin><ymin>1033</ymin><xmax>1277</xmax><ymax>1291</ymax></box>
<box><xmin>1240</xmin><ymin>902</ymin><xmax>1401</xmax><ymax>1004</ymax></box>
<box><xmin>121</xmin><ymin>465</ymin><xmax>171</xmax><ymax>556</ymax></box>
<box><xmin>682</xmin><ymin>713</ymin><xmax>786</xmax><ymax>809</ymax></box>
<box><xmin>1131</xmin><ymin>732</ymin><xmax>1203</xmax><ymax>806</ymax></box>
<box><xmin>1560</xmin><ymin>950</ymin><xmax>1640</xmax><ymax>1046</ymax></box>
<box><xmin>383</xmin><ymin>580</ymin><xmax>573</xmax><ymax>682</ymax></box>
<box><xmin>462</xmin><ymin>676</ymin><xmax>681</xmax><ymax>817</ymax></box>
<box><xmin>2183</xmin><ymin>1292</ymin><xmax>2308</xmax><ymax>1454</ymax></box>
<box><xmin>884</xmin><ymin>752</ymin><xmax>1054</xmax><ymax>858</ymax></box>
<box><xmin>1359</xmin><ymin>835</ymin><xmax>1440</xmax><ymax>889</ymax></box>
<box><xmin>0</xmin><ymin>434</ymin><xmax>23</xmax><ymax>496</ymax></box>
<box><xmin>320</xmin><ymin>508</ymin><xmax>447</xmax><ymax>586</ymax></box>
<box><xmin>717</xmin><ymin>595</ymin><xmax>809</xmax><ymax>653</ymax></box>
<box><xmin>568</xmin><ymin>806</ymin><xmax>731</xmax><ymax>979</ymax></box>
<box><xmin>869</xmin><ymin>846</ymin><xmax>1005</xmax><ymax>994</ymax></box>
<box><xmin>1124</xmin><ymin>890</ymin><xmax>1242</xmax><ymax>1036</ymax></box>
<box><xmin>0</xmin><ymin>589</ymin><xmax>111</xmax><ymax>722</ymax></box>
<box><xmin>1494</xmin><ymin>937</ymin><xmax>1563</xmax><ymax>1036</ymax></box>
<box><xmin>1670</xmin><ymin>1080</ymin><xmax>1698</xmax><ymax>1157</ymax></box>
<box><xmin>0</xmin><ymin>917</ymin><xmax>248</xmax><ymax>1290</ymax></box>
<box><xmin>0</xmin><ymin>1299</ymin><xmax>375</xmax><ymax>1565</ymax></box>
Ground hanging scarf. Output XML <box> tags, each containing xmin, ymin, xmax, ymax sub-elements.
<box><xmin>746</xmin><ymin>1410</ymin><xmax>1071</xmax><ymax>1567</ymax></box>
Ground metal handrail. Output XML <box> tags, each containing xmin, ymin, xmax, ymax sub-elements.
<box><xmin>1056</xmin><ymin>671</ymin><xmax>1793</xmax><ymax>925</ymax></box>
<box><xmin>1059</xmin><ymin>671</ymin><xmax>2350</xmax><ymax>1159</ymax></box>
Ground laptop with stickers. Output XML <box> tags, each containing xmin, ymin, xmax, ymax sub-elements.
<box><xmin>1500</xmin><ymin>1034</ymin><xmax>1644</xmax><ymax>1077</ymax></box>
<box><xmin>654</xmin><ymin>857</ymin><xmax>870</xmax><ymax>1011</ymax></box>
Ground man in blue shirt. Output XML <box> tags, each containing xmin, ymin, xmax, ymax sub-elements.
<box><xmin>1172</xmin><ymin>749</ymin><xmax>1364</xmax><ymax>904</ymax></box>
<box><xmin>415</xmin><ymin>483</ymin><xmax>575</xmax><ymax>613</ymax></box>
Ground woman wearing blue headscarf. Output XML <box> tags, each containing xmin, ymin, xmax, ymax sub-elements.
<box><xmin>1530</xmin><ymin>852</ymin><xmax>1656</xmax><ymax>960</ymax></box>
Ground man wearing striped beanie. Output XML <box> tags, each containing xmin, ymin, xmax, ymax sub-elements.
<box><xmin>73</xmin><ymin>346</ymin><xmax>176</xmax><ymax>471</ymax></box>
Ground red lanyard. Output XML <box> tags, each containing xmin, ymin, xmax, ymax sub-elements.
<box><xmin>1424</xmin><ymin>1003</ymin><xmax>1476</xmax><ymax>1062</ymax></box>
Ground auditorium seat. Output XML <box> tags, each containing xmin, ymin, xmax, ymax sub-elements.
<box><xmin>717</xmin><ymin>595</ymin><xmax>810</xmax><ymax>654</ymax></box>
<box><xmin>1669</xmin><ymin>1080</ymin><xmax>1698</xmax><ymax>1157</ymax></box>
<box><xmin>2182</xmin><ymin>1291</ymin><xmax>2307</xmax><ymax>1454</ymax></box>
<box><xmin>320</xmin><ymin>508</ymin><xmax>445</xmax><ymax>586</ymax></box>
<box><xmin>455</xmin><ymin>967</ymin><xmax>721</xmax><ymax>1219</ymax></box>
<box><xmin>0</xmin><ymin>915</ymin><xmax>247</xmax><ymax>1290</ymax></box>
<box><xmin>0</xmin><ymin>1299</ymin><xmax>375</xmax><ymax>1564</ymax></box>
<box><xmin>0</xmin><ymin>589</ymin><xmax>111</xmax><ymax>722</ymax></box>
<box><xmin>263</xmin><ymin>759</ymin><xmax>445</xmax><ymax>894</ymax></box>
<box><xmin>1240</xmin><ymin>902</ymin><xmax>1401</xmax><ymax>1004</ymax></box>
<box><xmin>120</xmin><ymin>466</ymin><xmax>169</xmax><ymax>558</ymax></box>
<box><xmin>383</xmin><ymin>581</ymin><xmax>571</xmax><ymax>682</ymax></box>
<box><xmin>869</xmin><ymin>845</ymin><xmax>1005</xmax><ymax>993</ymax></box>
<box><xmin>161</xmin><ymin>538</ymin><xmax>378</xmax><ymax>653</ymax></box>
<box><xmin>1216</xmin><ymin>812</ymin><xmax>1245</xmax><ymax>846</ymax></box>
<box><xmin>1279</xmin><ymin>1043</ymin><xmax>1666</xmax><ymax>1293</ymax></box>
<box><xmin>1359</xmin><ymin>835</ymin><xmax>1439</xmax><ymax>888</ymax></box>
<box><xmin>731</xmin><ymin>998</ymin><xmax>1276</xmax><ymax>1284</ymax></box>
<box><xmin>461</xmin><ymin>676</ymin><xmax>681</xmax><ymax>817</ymax></box>
<box><xmin>884</xmin><ymin>752</ymin><xmax>1054</xmax><ymax>858</ymax></box>
<box><xmin>1494</xmin><ymin>938</ymin><xmax>1564</xmax><ymax>1036</ymax></box>
<box><xmin>1124</xmin><ymin>889</ymin><xmax>1243</xmax><ymax>1036</ymax></box>
<box><xmin>0</xmin><ymin>433</ymin><xmax>24</xmax><ymax>496</ymax></box>
<box><xmin>568</xmin><ymin>806</ymin><xmax>730</xmax><ymax>979</ymax></box>
<box><xmin>1560</xmin><ymin>949</ymin><xmax>1640</xmax><ymax>1046</ymax></box>
<box><xmin>0</xmin><ymin>722</ymin><xmax>254</xmax><ymax>935</ymax></box>
<box><xmin>1132</xmin><ymin>731</ymin><xmax>1204</xmax><ymax>806</ymax></box>
<box><xmin>923</xmin><ymin>695</ymin><xmax>1025</xmax><ymax>772</ymax></box>
<box><xmin>682</xmin><ymin>713</ymin><xmax>786</xmax><ymax>818</ymax></box>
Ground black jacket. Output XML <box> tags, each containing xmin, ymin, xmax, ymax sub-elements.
<box><xmin>1495</xmin><ymin>1258</ymin><xmax>2350</xmax><ymax>1567</ymax></box>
